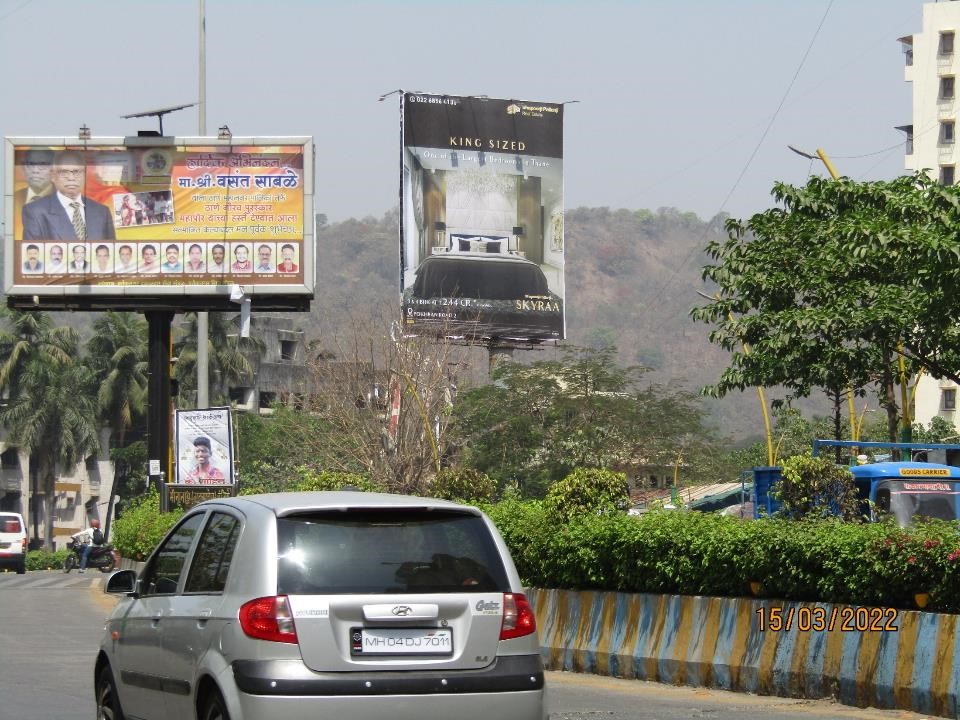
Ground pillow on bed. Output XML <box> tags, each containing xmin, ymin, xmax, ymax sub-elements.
<box><xmin>458</xmin><ymin>238</ymin><xmax>471</xmax><ymax>252</ymax></box>
<box><xmin>485</xmin><ymin>240</ymin><xmax>502</xmax><ymax>253</ymax></box>
<box><xmin>470</xmin><ymin>240</ymin><xmax>482</xmax><ymax>252</ymax></box>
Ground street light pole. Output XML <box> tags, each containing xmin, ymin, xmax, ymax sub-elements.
<box><xmin>196</xmin><ymin>0</ymin><xmax>210</xmax><ymax>408</ymax></box>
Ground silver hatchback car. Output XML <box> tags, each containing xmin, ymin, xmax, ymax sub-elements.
<box><xmin>96</xmin><ymin>491</ymin><xmax>546</xmax><ymax>720</ymax></box>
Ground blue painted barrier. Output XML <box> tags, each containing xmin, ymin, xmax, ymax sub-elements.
<box><xmin>528</xmin><ymin>588</ymin><xmax>960</xmax><ymax>719</ymax></box>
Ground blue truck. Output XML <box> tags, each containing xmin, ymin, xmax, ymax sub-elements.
<box><xmin>752</xmin><ymin>440</ymin><xmax>960</xmax><ymax>526</ymax></box>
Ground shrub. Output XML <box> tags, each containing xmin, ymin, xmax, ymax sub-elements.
<box><xmin>25</xmin><ymin>548</ymin><xmax>69</xmax><ymax>571</ymax></box>
<box><xmin>428</xmin><ymin>467</ymin><xmax>497</xmax><ymax>504</ymax></box>
<box><xmin>111</xmin><ymin>490</ymin><xmax>184</xmax><ymax>561</ymax></box>
<box><xmin>543</xmin><ymin>467</ymin><xmax>630</xmax><ymax>522</ymax></box>
<box><xmin>776</xmin><ymin>454</ymin><xmax>861</xmax><ymax>520</ymax></box>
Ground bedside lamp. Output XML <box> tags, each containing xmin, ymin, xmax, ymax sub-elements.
<box><xmin>512</xmin><ymin>225</ymin><xmax>524</xmax><ymax>252</ymax></box>
<box><xmin>434</xmin><ymin>221</ymin><xmax>447</xmax><ymax>248</ymax></box>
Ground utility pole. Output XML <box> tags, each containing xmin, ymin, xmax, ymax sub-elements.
<box><xmin>196</xmin><ymin>0</ymin><xmax>210</xmax><ymax>408</ymax></box>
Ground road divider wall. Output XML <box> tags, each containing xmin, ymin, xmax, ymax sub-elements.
<box><xmin>527</xmin><ymin>588</ymin><xmax>960</xmax><ymax>719</ymax></box>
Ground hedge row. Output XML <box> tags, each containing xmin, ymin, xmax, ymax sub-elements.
<box><xmin>110</xmin><ymin>485</ymin><xmax>960</xmax><ymax>613</ymax></box>
<box><xmin>486</xmin><ymin>500</ymin><xmax>960</xmax><ymax>613</ymax></box>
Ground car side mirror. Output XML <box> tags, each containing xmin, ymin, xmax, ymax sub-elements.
<box><xmin>105</xmin><ymin>569</ymin><xmax>138</xmax><ymax>595</ymax></box>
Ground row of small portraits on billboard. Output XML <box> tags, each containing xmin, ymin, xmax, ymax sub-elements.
<box><xmin>20</xmin><ymin>241</ymin><xmax>300</xmax><ymax>276</ymax></box>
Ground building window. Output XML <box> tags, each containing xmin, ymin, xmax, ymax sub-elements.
<box><xmin>0</xmin><ymin>449</ymin><xmax>18</xmax><ymax>470</ymax></box>
<box><xmin>259</xmin><ymin>391</ymin><xmax>276</xmax><ymax>409</ymax></box>
<box><xmin>941</xmin><ymin>31</ymin><xmax>955</xmax><ymax>55</ymax></box>
<box><xmin>944</xmin><ymin>388</ymin><xmax>957</xmax><ymax>410</ymax></box>
<box><xmin>941</xmin><ymin>165</ymin><xmax>956</xmax><ymax>186</ymax></box>
<box><xmin>280</xmin><ymin>339</ymin><xmax>297</xmax><ymax>361</ymax></box>
<box><xmin>229</xmin><ymin>386</ymin><xmax>254</xmax><ymax>410</ymax></box>
<box><xmin>942</xmin><ymin>76</ymin><xmax>956</xmax><ymax>100</ymax></box>
<box><xmin>942</xmin><ymin>121</ymin><xmax>956</xmax><ymax>144</ymax></box>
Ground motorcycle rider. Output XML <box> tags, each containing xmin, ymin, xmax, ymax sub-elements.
<box><xmin>69</xmin><ymin>518</ymin><xmax>104</xmax><ymax>574</ymax></box>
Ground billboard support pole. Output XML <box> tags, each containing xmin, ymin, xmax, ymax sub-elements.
<box><xmin>147</xmin><ymin>311</ymin><xmax>174</xmax><ymax>508</ymax></box>
<box><xmin>488</xmin><ymin>345</ymin><xmax>514</xmax><ymax>379</ymax></box>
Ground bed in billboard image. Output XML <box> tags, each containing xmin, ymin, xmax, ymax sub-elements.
<box><xmin>402</xmin><ymin>251</ymin><xmax>563</xmax><ymax>340</ymax></box>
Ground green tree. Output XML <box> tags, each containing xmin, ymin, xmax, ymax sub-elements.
<box><xmin>173</xmin><ymin>312</ymin><xmax>265</xmax><ymax>407</ymax></box>
<box><xmin>86</xmin><ymin>311</ymin><xmax>148</xmax><ymax>447</ymax></box>
<box><xmin>692</xmin><ymin>173</ymin><xmax>960</xmax><ymax>443</ymax></box>
<box><xmin>543</xmin><ymin>467</ymin><xmax>630</xmax><ymax>522</ymax></box>
<box><xmin>774</xmin><ymin>454</ymin><xmax>862</xmax><ymax>521</ymax></box>
<box><xmin>0</xmin><ymin>309</ymin><xmax>75</xmax><ymax>392</ymax></box>
<box><xmin>452</xmin><ymin>346</ymin><xmax>715</xmax><ymax>496</ymax></box>
<box><xmin>428</xmin><ymin>467</ymin><xmax>497</xmax><ymax>504</ymax></box>
<box><xmin>0</xmin><ymin>313</ymin><xmax>99</xmax><ymax>546</ymax></box>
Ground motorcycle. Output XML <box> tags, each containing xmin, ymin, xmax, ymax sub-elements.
<box><xmin>63</xmin><ymin>537</ymin><xmax>119</xmax><ymax>573</ymax></box>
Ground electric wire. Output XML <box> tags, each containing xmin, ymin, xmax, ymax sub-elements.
<box><xmin>0</xmin><ymin>0</ymin><xmax>34</xmax><ymax>23</ymax></box>
<box><xmin>634</xmin><ymin>0</ymin><xmax>836</xmax><ymax>335</ymax></box>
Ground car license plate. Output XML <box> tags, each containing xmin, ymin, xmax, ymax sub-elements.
<box><xmin>350</xmin><ymin>627</ymin><xmax>453</xmax><ymax>655</ymax></box>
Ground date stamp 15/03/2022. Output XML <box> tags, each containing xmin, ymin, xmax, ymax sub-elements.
<box><xmin>755</xmin><ymin>606</ymin><xmax>900</xmax><ymax>633</ymax></box>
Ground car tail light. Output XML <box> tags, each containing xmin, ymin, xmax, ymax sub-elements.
<box><xmin>499</xmin><ymin>592</ymin><xmax>536</xmax><ymax>640</ymax></box>
<box><xmin>239</xmin><ymin>596</ymin><xmax>298</xmax><ymax>644</ymax></box>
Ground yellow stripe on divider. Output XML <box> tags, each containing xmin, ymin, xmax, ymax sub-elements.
<box><xmin>728</xmin><ymin>598</ymin><xmax>754</xmax><ymax>691</ymax></box>
<box><xmin>644</xmin><ymin>595</ymin><xmax>669</xmax><ymax>680</ymax></box>
<box><xmin>697</xmin><ymin>598</ymin><xmax>724</xmax><ymax>687</ymax></box>
<box><xmin>552</xmin><ymin>590</ymin><xmax>571</xmax><ymax>669</ymax></box>
<box><xmin>572</xmin><ymin>591</ymin><xmax>596</xmax><ymax>672</ymax></box>
<box><xmin>595</xmin><ymin>592</ymin><xmax>617</xmax><ymax>676</ymax></box>
<box><xmin>619</xmin><ymin>593</ymin><xmax>643</xmax><ymax>679</ymax></box>
<box><xmin>893</xmin><ymin>610</ymin><xmax>921</xmax><ymax>710</ymax></box>
<box><xmin>930</xmin><ymin>614</ymin><xmax>957</xmax><ymax>717</ymax></box>
<box><xmin>756</xmin><ymin>610</ymin><xmax>783</xmax><ymax>695</ymax></box>
<box><xmin>669</xmin><ymin>596</ymin><xmax>694</xmax><ymax>685</ymax></box>
<box><xmin>855</xmin><ymin>624</ymin><xmax>883</xmax><ymax>707</ymax></box>
<box><xmin>821</xmin><ymin>613</ymin><xmax>846</xmax><ymax>695</ymax></box>
<box><xmin>788</xmin><ymin>605</ymin><xmax>813</xmax><ymax>694</ymax></box>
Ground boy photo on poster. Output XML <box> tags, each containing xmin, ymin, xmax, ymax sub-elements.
<box><xmin>175</xmin><ymin>407</ymin><xmax>234</xmax><ymax>485</ymax></box>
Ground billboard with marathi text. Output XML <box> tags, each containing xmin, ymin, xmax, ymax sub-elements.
<box><xmin>4</xmin><ymin>136</ymin><xmax>313</xmax><ymax>309</ymax></box>
<box><xmin>400</xmin><ymin>93</ymin><xmax>565</xmax><ymax>342</ymax></box>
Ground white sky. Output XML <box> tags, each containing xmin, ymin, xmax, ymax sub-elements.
<box><xmin>0</xmin><ymin>0</ymin><xmax>923</xmax><ymax>224</ymax></box>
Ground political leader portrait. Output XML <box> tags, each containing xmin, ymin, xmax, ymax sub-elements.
<box><xmin>21</xmin><ymin>150</ymin><xmax>116</xmax><ymax>242</ymax></box>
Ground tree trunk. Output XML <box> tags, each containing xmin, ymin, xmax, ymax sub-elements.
<box><xmin>881</xmin><ymin>345</ymin><xmax>899</xmax><ymax>444</ymax></box>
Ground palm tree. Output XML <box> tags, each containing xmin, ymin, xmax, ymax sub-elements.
<box><xmin>0</xmin><ymin>309</ymin><xmax>75</xmax><ymax>394</ymax></box>
<box><xmin>0</xmin><ymin>313</ymin><xmax>99</xmax><ymax>546</ymax></box>
<box><xmin>87</xmin><ymin>311</ymin><xmax>148</xmax><ymax>447</ymax></box>
<box><xmin>173</xmin><ymin>312</ymin><xmax>265</xmax><ymax>408</ymax></box>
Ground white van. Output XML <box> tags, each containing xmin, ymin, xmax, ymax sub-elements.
<box><xmin>0</xmin><ymin>511</ymin><xmax>27</xmax><ymax>574</ymax></box>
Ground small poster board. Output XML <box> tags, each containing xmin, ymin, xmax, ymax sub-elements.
<box><xmin>174</xmin><ymin>407</ymin><xmax>234</xmax><ymax>485</ymax></box>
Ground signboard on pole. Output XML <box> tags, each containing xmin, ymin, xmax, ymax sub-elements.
<box><xmin>400</xmin><ymin>93</ymin><xmax>565</xmax><ymax>343</ymax></box>
<box><xmin>174</xmin><ymin>407</ymin><xmax>235</xmax><ymax>485</ymax></box>
<box><xmin>4</xmin><ymin>136</ymin><xmax>314</xmax><ymax>311</ymax></box>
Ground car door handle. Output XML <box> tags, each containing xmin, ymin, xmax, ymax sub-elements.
<box><xmin>151</xmin><ymin>617</ymin><xmax>162</xmax><ymax>628</ymax></box>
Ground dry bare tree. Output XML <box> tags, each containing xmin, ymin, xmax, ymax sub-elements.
<box><xmin>303</xmin><ymin>309</ymin><xmax>470</xmax><ymax>494</ymax></box>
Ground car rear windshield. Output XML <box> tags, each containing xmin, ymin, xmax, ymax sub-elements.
<box><xmin>276</xmin><ymin>509</ymin><xmax>510</xmax><ymax>595</ymax></box>
<box><xmin>1</xmin><ymin>517</ymin><xmax>21</xmax><ymax>533</ymax></box>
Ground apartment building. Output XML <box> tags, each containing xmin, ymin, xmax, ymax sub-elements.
<box><xmin>902</xmin><ymin>1</ymin><xmax>960</xmax><ymax>432</ymax></box>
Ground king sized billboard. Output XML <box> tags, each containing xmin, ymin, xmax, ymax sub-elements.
<box><xmin>400</xmin><ymin>93</ymin><xmax>565</xmax><ymax>342</ymax></box>
<box><xmin>4</xmin><ymin>136</ymin><xmax>313</xmax><ymax>310</ymax></box>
